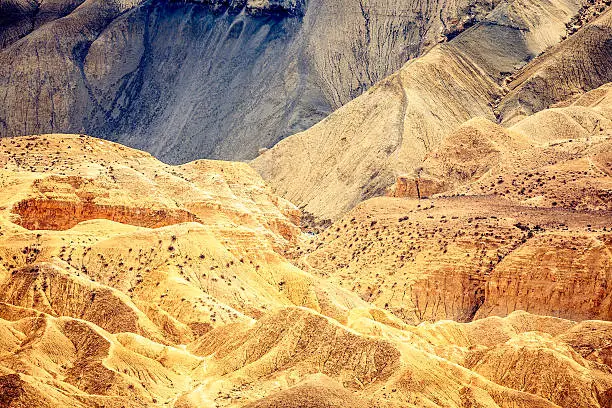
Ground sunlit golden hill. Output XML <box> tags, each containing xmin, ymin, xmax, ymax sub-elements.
<box><xmin>0</xmin><ymin>134</ymin><xmax>611</xmax><ymax>407</ymax></box>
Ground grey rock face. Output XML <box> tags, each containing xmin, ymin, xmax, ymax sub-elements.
<box><xmin>0</xmin><ymin>0</ymin><xmax>499</xmax><ymax>163</ymax></box>
<box><xmin>170</xmin><ymin>0</ymin><xmax>306</xmax><ymax>15</ymax></box>
<box><xmin>246</xmin><ymin>0</ymin><xmax>307</xmax><ymax>16</ymax></box>
<box><xmin>85</xmin><ymin>3</ymin><xmax>315</xmax><ymax>162</ymax></box>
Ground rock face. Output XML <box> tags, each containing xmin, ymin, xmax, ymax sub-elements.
<box><xmin>245</xmin><ymin>0</ymin><xmax>307</xmax><ymax>15</ymax></box>
<box><xmin>387</xmin><ymin>174</ymin><xmax>448</xmax><ymax>199</ymax></box>
<box><xmin>0</xmin><ymin>0</ymin><xmax>500</xmax><ymax>163</ymax></box>
<box><xmin>476</xmin><ymin>233</ymin><xmax>612</xmax><ymax>321</ymax></box>
<box><xmin>12</xmin><ymin>196</ymin><xmax>199</xmax><ymax>231</ymax></box>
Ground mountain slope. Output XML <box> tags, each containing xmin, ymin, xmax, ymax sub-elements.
<box><xmin>295</xmin><ymin>81</ymin><xmax>612</xmax><ymax>324</ymax></box>
<box><xmin>499</xmin><ymin>7</ymin><xmax>612</xmax><ymax>125</ymax></box>
<box><xmin>253</xmin><ymin>0</ymin><xmax>585</xmax><ymax>221</ymax></box>
<box><xmin>0</xmin><ymin>0</ymin><xmax>502</xmax><ymax>162</ymax></box>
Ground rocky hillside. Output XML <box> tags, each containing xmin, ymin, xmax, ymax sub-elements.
<box><xmin>0</xmin><ymin>134</ymin><xmax>611</xmax><ymax>407</ymax></box>
<box><xmin>253</xmin><ymin>0</ymin><xmax>612</xmax><ymax>221</ymax></box>
<box><xmin>0</xmin><ymin>0</ymin><xmax>501</xmax><ymax>163</ymax></box>
<box><xmin>291</xmin><ymin>81</ymin><xmax>611</xmax><ymax>324</ymax></box>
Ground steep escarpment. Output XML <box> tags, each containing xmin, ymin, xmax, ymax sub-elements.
<box><xmin>476</xmin><ymin>232</ymin><xmax>612</xmax><ymax>320</ymax></box>
<box><xmin>0</xmin><ymin>0</ymin><xmax>500</xmax><ymax>163</ymax></box>
<box><xmin>12</xmin><ymin>196</ymin><xmax>199</xmax><ymax>231</ymax></box>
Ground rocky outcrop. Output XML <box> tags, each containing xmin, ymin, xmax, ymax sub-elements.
<box><xmin>246</xmin><ymin>0</ymin><xmax>307</xmax><ymax>16</ymax></box>
<box><xmin>169</xmin><ymin>0</ymin><xmax>307</xmax><ymax>15</ymax></box>
<box><xmin>476</xmin><ymin>233</ymin><xmax>612</xmax><ymax>321</ymax></box>
<box><xmin>0</xmin><ymin>134</ymin><xmax>302</xmax><ymax>247</ymax></box>
<box><xmin>12</xmin><ymin>198</ymin><xmax>199</xmax><ymax>230</ymax></box>
<box><xmin>387</xmin><ymin>175</ymin><xmax>448</xmax><ymax>199</ymax></box>
<box><xmin>293</xmin><ymin>81</ymin><xmax>612</xmax><ymax>324</ymax></box>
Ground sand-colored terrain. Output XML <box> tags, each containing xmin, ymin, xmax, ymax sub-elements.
<box><xmin>0</xmin><ymin>133</ymin><xmax>610</xmax><ymax>407</ymax></box>
<box><xmin>295</xmin><ymin>82</ymin><xmax>611</xmax><ymax>324</ymax></box>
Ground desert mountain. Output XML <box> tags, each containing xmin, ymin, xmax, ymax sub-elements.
<box><xmin>290</xmin><ymin>79</ymin><xmax>611</xmax><ymax>322</ymax></box>
<box><xmin>2</xmin><ymin>0</ymin><xmax>612</xmax><ymax>406</ymax></box>
<box><xmin>0</xmin><ymin>134</ymin><xmax>372</xmax><ymax>339</ymax></box>
<box><xmin>253</xmin><ymin>0</ymin><xmax>612</xmax><ymax>221</ymax></box>
<box><xmin>0</xmin><ymin>134</ymin><xmax>611</xmax><ymax>407</ymax></box>
<box><xmin>0</xmin><ymin>0</ymin><xmax>503</xmax><ymax>163</ymax></box>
